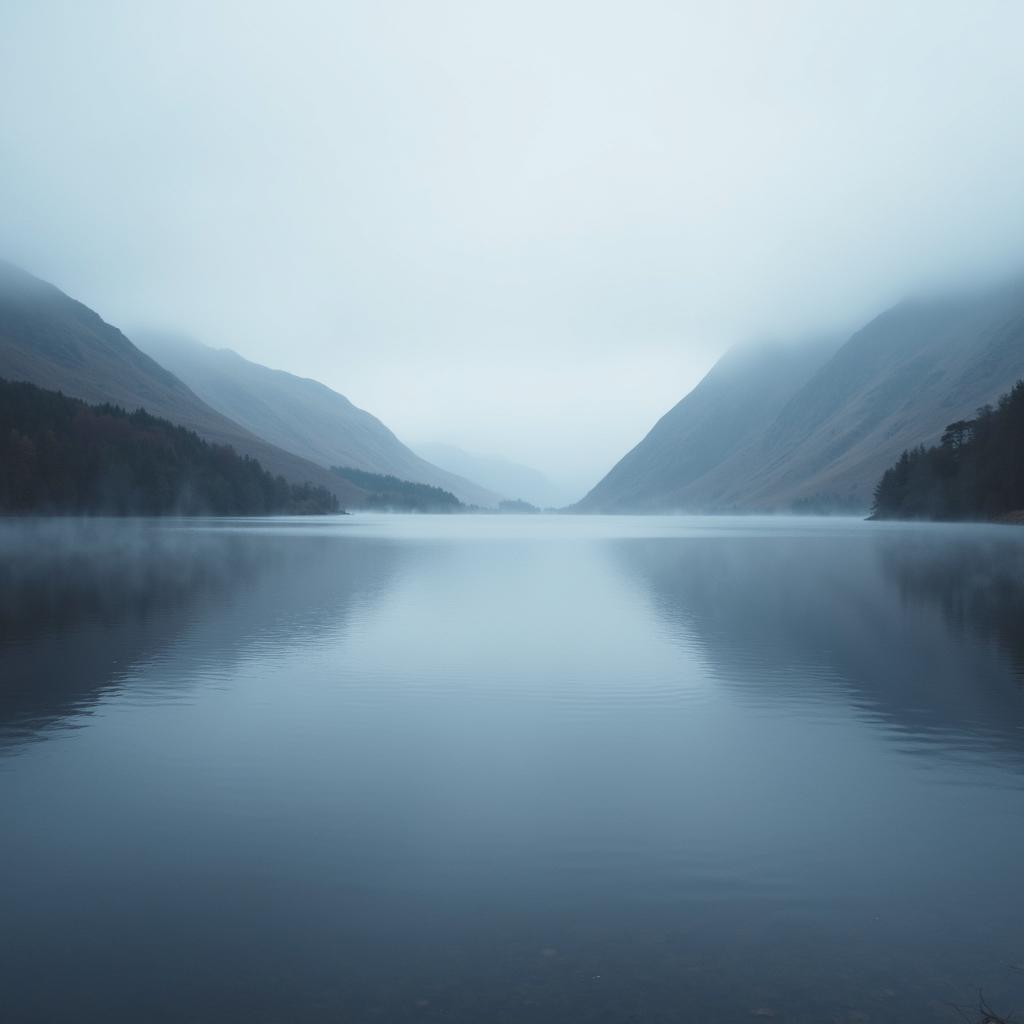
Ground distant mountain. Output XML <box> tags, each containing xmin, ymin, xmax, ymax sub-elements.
<box><xmin>0</xmin><ymin>261</ymin><xmax>364</xmax><ymax>506</ymax></box>
<box><xmin>415</xmin><ymin>442</ymin><xmax>568</xmax><ymax>508</ymax></box>
<box><xmin>133</xmin><ymin>331</ymin><xmax>502</xmax><ymax>508</ymax></box>
<box><xmin>579</xmin><ymin>279</ymin><xmax>1024</xmax><ymax>513</ymax></box>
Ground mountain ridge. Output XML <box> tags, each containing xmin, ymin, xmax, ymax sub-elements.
<box><xmin>576</xmin><ymin>335</ymin><xmax>843</xmax><ymax>512</ymax></box>
<box><xmin>0</xmin><ymin>260</ymin><xmax>365</xmax><ymax>506</ymax></box>
<box><xmin>133</xmin><ymin>331</ymin><xmax>503</xmax><ymax>508</ymax></box>
<box><xmin>578</xmin><ymin>278</ymin><xmax>1024</xmax><ymax>513</ymax></box>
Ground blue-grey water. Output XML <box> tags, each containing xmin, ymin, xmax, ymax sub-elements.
<box><xmin>2</xmin><ymin>514</ymin><xmax>1023</xmax><ymax>1023</ymax></box>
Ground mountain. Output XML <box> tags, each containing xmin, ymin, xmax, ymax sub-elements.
<box><xmin>579</xmin><ymin>279</ymin><xmax>1024</xmax><ymax>513</ymax></box>
<box><xmin>577</xmin><ymin>336</ymin><xmax>843</xmax><ymax>512</ymax></box>
<box><xmin>0</xmin><ymin>261</ymin><xmax>364</xmax><ymax>506</ymax></box>
<box><xmin>133</xmin><ymin>331</ymin><xmax>502</xmax><ymax>508</ymax></box>
<box><xmin>415</xmin><ymin>442</ymin><xmax>569</xmax><ymax>508</ymax></box>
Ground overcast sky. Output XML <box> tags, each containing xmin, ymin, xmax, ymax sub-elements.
<box><xmin>3</xmin><ymin>1</ymin><xmax>1024</xmax><ymax>496</ymax></box>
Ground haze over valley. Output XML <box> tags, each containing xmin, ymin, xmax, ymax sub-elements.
<box><xmin>3</xmin><ymin>256</ymin><xmax>1023</xmax><ymax>517</ymax></box>
<box><xmin>5</xmin><ymin>1</ymin><xmax>1024</xmax><ymax>496</ymax></box>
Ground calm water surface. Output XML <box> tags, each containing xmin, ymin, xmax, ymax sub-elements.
<box><xmin>2</xmin><ymin>514</ymin><xmax>1023</xmax><ymax>1023</ymax></box>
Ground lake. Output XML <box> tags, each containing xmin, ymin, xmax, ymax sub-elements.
<box><xmin>2</xmin><ymin>514</ymin><xmax>1023</xmax><ymax>1023</ymax></box>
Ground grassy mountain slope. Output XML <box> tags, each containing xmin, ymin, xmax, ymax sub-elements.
<box><xmin>730</xmin><ymin>283</ymin><xmax>1024</xmax><ymax>509</ymax></box>
<box><xmin>0</xmin><ymin>261</ymin><xmax>364</xmax><ymax>506</ymax></box>
<box><xmin>133</xmin><ymin>331</ymin><xmax>501</xmax><ymax>508</ymax></box>
<box><xmin>576</xmin><ymin>337</ymin><xmax>841</xmax><ymax>511</ymax></box>
<box><xmin>579</xmin><ymin>279</ymin><xmax>1024</xmax><ymax>513</ymax></box>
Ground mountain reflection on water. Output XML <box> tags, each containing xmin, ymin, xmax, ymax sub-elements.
<box><xmin>1</xmin><ymin>515</ymin><xmax>1023</xmax><ymax>1024</ymax></box>
<box><xmin>613</xmin><ymin>524</ymin><xmax>1024</xmax><ymax>761</ymax></box>
<box><xmin>0</xmin><ymin>518</ymin><xmax>402</xmax><ymax>747</ymax></box>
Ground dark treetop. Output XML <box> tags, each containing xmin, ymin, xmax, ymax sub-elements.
<box><xmin>872</xmin><ymin>379</ymin><xmax>1024</xmax><ymax>521</ymax></box>
<box><xmin>0</xmin><ymin>378</ymin><xmax>339</xmax><ymax>515</ymax></box>
<box><xmin>332</xmin><ymin>466</ymin><xmax>463</xmax><ymax>512</ymax></box>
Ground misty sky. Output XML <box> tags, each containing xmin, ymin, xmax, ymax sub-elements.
<box><xmin>3</xmin><ymin>1</ymin><xmax>1024</xmax><ymax>495</ymax></box>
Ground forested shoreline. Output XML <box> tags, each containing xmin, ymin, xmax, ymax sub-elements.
<box><xmin>872</xmin><ymin>380</ymin><xmax>1024</xmax><ymax>522</ymax></box>
<box><xmin>0</xmin><ymin>379</ymin><xmax>340</xmax><ymax>515</ymax></box>
<box><xmin>332</xmin><ymin>466</ymin><xmax>464</xmax><ymax>512</ymax></box>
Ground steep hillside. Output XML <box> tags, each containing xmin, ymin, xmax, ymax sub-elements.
<box><xmin>580</xmin><ymin>279</ymin><xmax>1024</xmax><ymax>513</ymax></box>
<box><xmin>0</xmin><ymin>261</ymin><xmax>364</xmax><ymax>506</ymax></box>
<box><xmin>734</xmin><ymin>283</ymin><xmax>1024</xmax><ymax>509</ymax></box>
<box><xmin>576</xmin><ymin>337</ymin><xmax>841</xmax><ymax>511</ymax></box>
<box><xmin>133</xmin><ymin>332</ymin><xmax>501</xmax><ymax>508</ymax></box>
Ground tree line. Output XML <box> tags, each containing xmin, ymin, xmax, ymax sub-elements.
<box><xmin>331</xmin><ymin>466</ymin><xmax>463</xmax><ymax>512</ymax></box>
<box><xmin>0</xmin><ymin>378</ymin><xmax>340</xmax><ymax>515</ymax></box>
<box><xmin>872</xmin><ymin>380</ymin><xmax>1024</xmax><ymax>520</ymax></box>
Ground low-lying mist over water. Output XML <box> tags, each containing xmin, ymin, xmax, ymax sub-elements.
<box><xmin>4</xmin><ymin>4</ymin><xmax>1024</xmax><ymax>1022</ymax></box>
<box><xmin>3</xmin><ymin>515</ymin><xmax>1024</xmax><ymax>1022</ymax></box>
